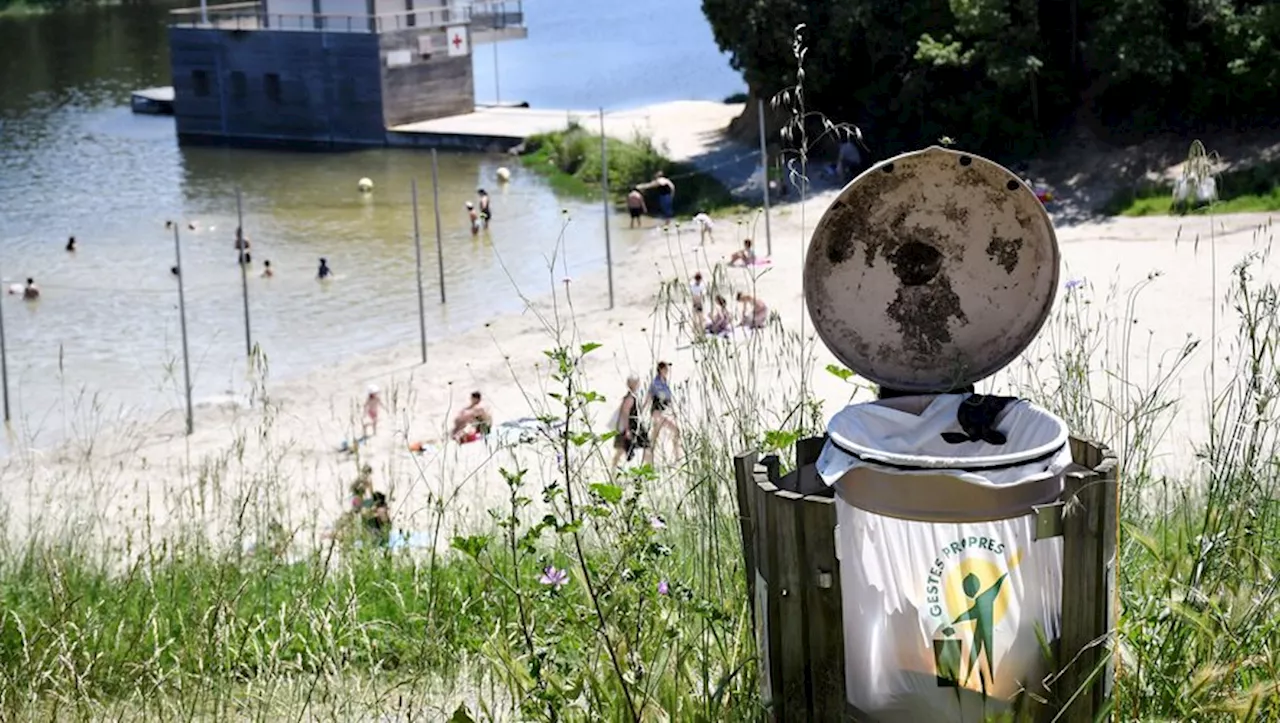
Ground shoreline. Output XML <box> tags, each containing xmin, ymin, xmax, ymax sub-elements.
<box><xmin>2</xmin><ymin>99</ymin><xmax>1278</xmax><ymax>551</ymax></box>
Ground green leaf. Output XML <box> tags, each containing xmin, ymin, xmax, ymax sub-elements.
<box><xmin>825</xmin><ymin>363</ymin><xmax>854</xmax><ymax>382</ymax></box>
<box><xmin>589</xmin><ymin>483</ymin><xmax>624</xmax><ymax>504</ymax></box>
<box><xmin>580</xmin><ymin>342</ymin><xmax>602</xmax><ymax>355</ymax></box>
<box><xmin>450</xmin><ymin>535</ymin><xmax>491</xmax><ymax>559</ymax></box>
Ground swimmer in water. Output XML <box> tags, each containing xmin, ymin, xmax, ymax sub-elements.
<box><xmin>234</xmin><ymin>227</ymin><xmax>250</xmax><ymax>250</ymax></box>
<box><xmin>22</xmin><ymin>278</ymin><xmax>40</xmax><ymax>301</ymax></box>
<box><xmin>465</xmin><ymin>202</ymin><xmax>480</xmax><ymax>236</ymax></box>
<box><xmin>65</xmin><ymin>236</ymin><xmax>76</xmax><ymax>252</ymax></box>
<box><xmin>171</xmin><ymin>266</ymin><xmax>180</xmax><ymax>277</ymax></box>
<box><xmin>262</xmin><ymin>260</ymin><xmax>274</xmax><ymax>278</ymax></box>
<box><xmin>318</xmin><ymin>258</ymin><xmax>332</xmax><ymax>280</ymax></box>
<box><xmin>477</xmin><ymin>189</ymin><xmax>491</xmax><ymax>228</ymax></box>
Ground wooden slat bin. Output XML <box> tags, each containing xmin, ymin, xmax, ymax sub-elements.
<box><xmin>732</xmin><ymin>435</ymin><xmax>1117</xmax><ymax>722</ymax></box>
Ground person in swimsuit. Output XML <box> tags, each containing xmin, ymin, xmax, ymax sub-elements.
<box><xmin>477</xmin><ymin>189</ymin><xmax>491</xmax><ymax>228</ymax></box>
<box><xmin>706</xmin><ymin>294</ymin><xmax>731</xmax><ymax>337</ymax></box>
<box><xmin>465</xmin><ymin>202</ymin><xmax>480</xmax><ymax>236</ymax></box>
<box><xmin>652</xmin><ymin>172</ymin><xmax>675</xmax><ymax>220</ymax></box>
<box><xmin>646</xmin><ymin>361</ymin><xmax>682</xmax><ymax>464</ymax></box>
<box><xmin>736</xmin><ymin>291</ymin><xmax>769</xmax><ymax>329</ymax></box>
<box><xmin>21</xmin><ymin>278</ymin><xmax>39</xmax><ymax>301</ymax></box>
<box><xmin>261</xmin><ymin>260</ymin><xmax>274</xmax><ymax>278</ymax></box>
<box><xmin>692</xmin><ymin>210</ymin><xmax>715</xmax><ymax>245</ymax></box>
<box><xmin>451</xmin><ymin>391</ymin><xmax>491</xmax><ymax>442</ymax></box>
<box><xmin>65</xmin><ymin>236</ymin><xmax>76</xmax><ymax>253</ymax></box>
<box><xmin>363</xmin><ymin>384</ymin><xmax>383</xmax><ymax>436</ymax></box>
<box><xmin>728</xmin><ymin>238</ymin><xmax>756</xmax><ymax>267</ymax></box>
<box><xmin>690</xmin><ymin>272</ymin><xmax>707</xmax><ymax>335</ymax></box>
<box><xmin>234</xmin><ymin>227</ymin><xmax>250</xmax><ymax>250</ymax></box>
<box><xmin>318</xmin><ymin>258</ymin><xmax>333</xmax><ymax>279</ymax></box>
<box><xmin>611</xmin><ymin>374</ymin><xmax>648</xmax><ymax>466</ymax></box>
<box><xmin>627</xmin><ymin>187</ymin><xmax>647</xmax><ymax>228</ymax></box>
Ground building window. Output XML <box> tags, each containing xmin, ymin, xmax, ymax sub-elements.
<box><xmin>264</xmin><ymin>73</ymin><xmax>281</xmax><ymax>103</ymax></box>
<box><xmin>230</xmin><ymin>71</ymin><xmax>247</xmax><ymax>99</ymax></box>
<box><xmin>191</xmin><ymin>70</ymin><xmax>210</xmax><ymax>97</ymax></box>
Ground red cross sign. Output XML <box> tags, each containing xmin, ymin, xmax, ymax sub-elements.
<box><xmin>452</xmin><ymin>33</ymin><xmax>462</xmax><ymax>49</ymax></box>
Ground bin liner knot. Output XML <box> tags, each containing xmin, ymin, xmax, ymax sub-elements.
<box><xmin>941</xmin><ymin>394</ymin><xmax>1020</xmax><ymax>446</ymax></box>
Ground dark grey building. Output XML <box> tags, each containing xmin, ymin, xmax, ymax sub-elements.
<box><xmin>167</xmin><ymin>0</ymin><xmax>525</xmax><ymax>146</ymax></box>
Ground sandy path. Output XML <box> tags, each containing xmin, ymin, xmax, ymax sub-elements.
<box><xmin>1</xmin><ymin>105</ymin><xmax>1275</xmax><ymax>550</ymax></box>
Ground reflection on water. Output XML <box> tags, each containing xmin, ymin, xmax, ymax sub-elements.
<box><xmin>0</xmin><ymin>0</ymin><xmax>741</xmax><ymax>454</ymax></box>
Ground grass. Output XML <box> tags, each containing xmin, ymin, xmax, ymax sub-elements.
<box><xmin>519</xmin><ymin>123</ymin><xmax>744</xmax><ymax>220</ymax></box>
<box><xmin>1106</xmin><ymin>157</ymin><xmax>1280</xmax><ymax>216</ymax></box>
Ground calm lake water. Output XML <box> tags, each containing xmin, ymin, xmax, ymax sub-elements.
<box><xmin>0</xmin><ymin>0</ymin><xmax>743</xmax><ymax>453</ymax></box>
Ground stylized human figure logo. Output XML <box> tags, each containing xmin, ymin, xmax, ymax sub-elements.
<box><xmin>950</xmin><ymin>570</ymin><xmax>1009</xmax><ymax>690</ymax></box>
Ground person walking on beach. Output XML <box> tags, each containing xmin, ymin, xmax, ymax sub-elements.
<box><xmin>477</xmin><ymin>189</ymin><xmax>492</xmax><ymax>228</ymax></box>
<box><xmin>21</xmin><ymin>278</ymin><xmax>40</xmax><ymax>301</ymax></box>
<box><xmin>611</xmin><ymin>374</ymin><xmax>648</xmax><ymax>466</ymax></box>
<box><xmin>737</xmin><ymin>291</ymin><xmax>769</xmax><ymax>330</ymax></box>
<box><xmin>653</xmin><ymin>171</ymin><xmax>675</xmax><ymax>220</ymax></box>
<box><xmin>465</xmin><ymin>202</ymin><xmax>480</xmax><ymax>236</ymax></box>
<box><xmin>690</xmin><ymin>272</ymin><xmax>707</xmax><ymax>335</ymax></box>
<box><xmin>646</xmin><ymin>361</ymin><xmax>682</xmax><ymax>465</ymax></box>
<box><xmin>728</xmin><ymin>238</ymin><xmax>757</xmax><ymax>267</ymax></box>
<box><xmin>261</xmin><ymin>260</ymin><xmax>274</xmax><ymax>278</ymax></box>
<box><xmin>692</xmin><ymin>210</ymin><xmax>715</xmax><ymax>245</ymax></box>
<box><xmin>627</xmin><ymin>187</ymin><xmax>648</xmax><ymax>228</ymax></box>
<box><xmin>65</xmin><ymin>236</ymin><xmax>76</xmax><ymax>253</ymax></box>
<box><xmin>318</xmin><ymin>258</ymin><xmax>333</xmax><ymax>280</ymax></box>
<box><xmin>363</xmin><ymin>384</ymin><xmax>383</xmax><ymax>436</ymax></box>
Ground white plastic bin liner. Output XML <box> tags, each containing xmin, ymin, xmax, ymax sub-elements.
<box><xmin>835</xmin><ymin>503</ymin><xmax>1063</xmax><ymax>722</ymax></box>
<box><xmin>818</xmin><ymin>394</ymin><xmax>1072</xmax><ymax>490</ymax></box>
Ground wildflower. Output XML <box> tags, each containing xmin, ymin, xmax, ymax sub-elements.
<box><xmin>539</xmin><ymin>566</ymin><xmax>569</xmax><ymax>590</ymax></box>
<box><xmin>658</xmin><ymin>580</ymin><xmax>670</xmax><ymax>595</ymax></box>
<box><xmin>1065</xmin><ymin>278</ymin><xmax>1084</xmax><ymax>291</ymax></box>
<box><xmin>649</xmin><ymin>515</ymin><xmax>667</xmax><ymax>531</ymax></box>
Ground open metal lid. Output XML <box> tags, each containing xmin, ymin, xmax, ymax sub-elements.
<box><xmin>804</xmin><ymin>146</ymin><xmax>1060</xmax><ymax>392</ymax></box>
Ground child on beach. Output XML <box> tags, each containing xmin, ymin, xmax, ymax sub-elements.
<box><xmin>690</xmin><ymin>272</ymin><xmax>707</xmax><ymax>335</ymax></box>
<box><xmin>692</xmin><ymin>211</ymin><xmax>715</xmax><ymax>245</ymax></box>
<box><xmin>363</xmin><ymin>384</ymin><xmax>383</xmax><ymax>436</ymax></box>
<box><xmin>736</xmin><ymin>291</ymin><xmax>769</xmax><ymax>330</ymax></box>
<box><xmin>466</xmin><ymin>202</ymin><xmax>480</xmax><ymax>235</ymax></box>
<box><xmin>627</xmin><ymin>187</ymin><xmax>647</xmax><ymax>228</ymax></box>
<box><xmin>706</xmin><ymin>295</ymin><xmax>731</xmax><ymax>337</ymax></box>
<box><xmin>728</xmin><ymin>239</ymin><xmax>756</xmax><ymax>266</ymax></box>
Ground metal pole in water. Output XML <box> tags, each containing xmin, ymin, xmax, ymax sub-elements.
<box><xmin>411</xmin><ymin>179</ymin><xmax>428</xmax><ymax>363</ymax></box>
<box><xmin>600</xmin><ymin>108</ymin><xmax>614</xmax><ymax>310</ymax></box>
<box><xmin>430</xmin><ymin>149</ymin><xmax>447</xmax><ymax>304</ymax></box>
<box><xmin>493</xmin><ymin>39</ymin><xmax>501</xmax><ymax>105</ymax></box>
<box><xmin>236</xmin><ymin>189</ymin><xmax>253</xmax><ymax>360</ymax></box>
<box><xmin>173</xmin><ymin>225</ymin><xmax>194</xmax><ymax>435</ymax></box>
<box><xmin>0</xmin><ymin>264</ymin><xmax>10</xmax><ymax>423</ymax></box>
<box><xmin>758</xmin><ymin>98</ymin><xmax>773</xmax><ymax>258</ymax></box>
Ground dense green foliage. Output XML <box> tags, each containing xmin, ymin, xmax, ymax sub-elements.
<box><xmin>520</xmin><ymin>125</ymin><xmax>737</xmax><ymax>217</ymax></box>
<box><xmin>701</xmin><ymin>0</ymin><xmax>1280</xmax><ymax>158</ymax></box>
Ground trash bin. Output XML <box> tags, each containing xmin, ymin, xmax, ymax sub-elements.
<box><xmin>803</xmin><ymin>146</ymin><xmax>1066</xmax><ymax>722</ymax></box>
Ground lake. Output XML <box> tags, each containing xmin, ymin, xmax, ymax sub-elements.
<box><xmin>0</xmin><ymin>0</ymin><xmax>744</xmax><ymax>454</ymax></box>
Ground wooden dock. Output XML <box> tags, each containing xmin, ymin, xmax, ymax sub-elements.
<box><xmin>131</xmin><ymin>86</ymin><xmax>175</xmax><ymax>115</ymax></box>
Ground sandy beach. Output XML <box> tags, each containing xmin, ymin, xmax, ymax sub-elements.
<box><xmin>2</xmin><ymin>100</ymin><xmax>1276</xmax><ymax>551</ymax></box>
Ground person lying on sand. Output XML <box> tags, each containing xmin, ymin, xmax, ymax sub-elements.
<box><xmin>451</xmin><ymin>391</ymin><xmax>492</xmax><ymax>442</ymax></box>
<box><xmin>736</xmin><ymin>291</ymin><xmax>769</xmax><ymax>330</ymax></box>
<box><xmin>728</xmin><ymin>239</ymin><xmax>756</xmax><ymax>267</ymax></box>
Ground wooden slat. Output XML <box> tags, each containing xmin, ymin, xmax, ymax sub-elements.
<box><xmin>733</xmin><ymin>451</ymin><xmax>759</xmax><ymax>631</ymax></box>
<box><xmin>1057</xmin><ymin>438</ymin><xmax>1115</xmax><ymax>723</ymax></box>
<box><xmin>1096</xmin><ymin>447</ymin><xmax>1119</xmax><ymax>710</ymax></box>
<box><xmin>800</xmin><ymin>493</ymin><xmax>844</xmax><ymax>722</ymax></box>
<box><xmin>753</xmin><ymin>477</ymin><xmax>781</xmax><ymax>720</ymax></box>
<box><xmin>769</xmin><ymin>489</ymin><xmax>811</xmax><ymax>719</ymax></box>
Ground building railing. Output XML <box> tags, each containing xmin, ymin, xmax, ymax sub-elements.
<box><xmin>169</xmin><ymin>0</ymin><xmax>523</xmax><ymax>34</ymax></box>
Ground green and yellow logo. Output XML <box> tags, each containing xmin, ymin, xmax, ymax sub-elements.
<box><xmin>925</xmin><ymin>535</ymin><xmax>1026</xmax><ymax>693</ymax></box>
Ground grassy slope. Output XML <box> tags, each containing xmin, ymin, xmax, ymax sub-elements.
<box><xmin>1107</xmin><ymin>159</ymin><xmax>1280</xmax><ymax>217</ymax></box>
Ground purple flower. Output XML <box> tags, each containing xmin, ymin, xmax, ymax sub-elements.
<box><xmin>1065</xmin><ymin>278</ymin><xmax>1084</xmax><ymax>291</ymax></box>
<box><xmin>649</xmin><ymin>515</ymin><xmax>667</xmax><ymax>531</ymax></box>
<box><xmin>658</xmin><ymin>580</ymin><xmax>670</xmax><ymax>595</ymax></box>
<box><xmin>539</xmin><ymin>566</ymin><xmax>569</xmax><ymax>590</ymax></box>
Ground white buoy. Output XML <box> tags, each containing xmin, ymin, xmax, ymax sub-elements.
<box><xmin>358</xmin><ymin>177</ymin><xmax>374</xmax><ymax>193</ymax></box>
<box><xmin>496</xmin><ymin>167</ymin><xmax>511</xmax><ymax>183</ymax></box>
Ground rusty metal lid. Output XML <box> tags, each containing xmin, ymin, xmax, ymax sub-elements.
<box><xmin>804</xmin><ymin>146</ymin><xmax>1060</xmax><ymax>392</ymax></box>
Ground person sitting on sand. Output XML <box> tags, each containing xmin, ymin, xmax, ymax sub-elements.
<box><xmin>692</xmin><ymin>210</ymin><xmax>715</xmax><ymax>245</ymax></box>
<box><xmin>261</xmin><ymin>260</ymin><xmax>274</xmax><ymax>278</ymax></box>
<box><xmin>65</xmin><ymin>236</ymin><xmax>76</xmax><ymax>253</ymax></box>
<box><xmin>451</xmin><ymin>391</ymin><xmax>491</xmax><ymax>442</ymax></box>
<box><xmin>705</xmin><ymin>295</ymin><xmax>732</xmax><ymax>337</ymax></box>
<box><xmin>318</xmin><ymin>258</ymin><xmax>333</xmax><ymax>280</ymax></box>
<box><xmin>736</xmin><ymin>291</ymin><xmax>769</xmax><ymax>330</ymax></box>
<box><xmin>22</xmin><ymin>278</ymin><xmax>40</xmax><ymax>301</ymax></box>
<box><xmin>363</xmin><ymin>384</ymin><xmax>383</xmax><ymax>436</ymax></box>
<box><xmin>728</xmin><ymin>239</ymin><xmax>756</xmax><ymax>267</ymax></box>
<box><xmin>627</xmin><ymin>187</ymin><xmax>648</xmax><ymax>228</ymax></box>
